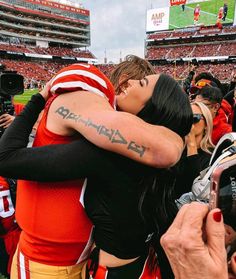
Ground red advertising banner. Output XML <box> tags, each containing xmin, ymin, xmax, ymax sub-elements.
<box><xmin>24</xmin><ymin>0</ymin><xmax>89</xmax><ymax>16</ymax></box>
<box><xmin>170</xmin><ymin>0</ymin><xmax>186</xmax><ymax>6</ymax></box>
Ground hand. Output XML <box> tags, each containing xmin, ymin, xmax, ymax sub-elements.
<box><xmin>185</xmin><ymin>125</ymin><xmax>196</xmax><ymax>145</ymax></box>
<box><xmin>39</xmin><ymin>81</ymin><xmax>52</xmax><ymax>101</ymax></box>
<box><xmin>0</xmin><ymin>114</ymin><xmax>15</xmax><ymax>128</ymax></box>
<box><xmin>185</xmin><ymin>125</ymin><xmax>198</xmax><ymax>156</ymax></box>
<box><xmin>160</xmin><ymin>202</ymin><xmax>227</xmax><ymax>279</ymax></box>
<box><xmin>190</xmin><ymin>64</ymin><xmax>197</xmax><ymax>72</ymax></box>
<box><xmin>231</xmin><ymin>71</ymin><xmax>236</xmax><ymax>83</ymax></box>
<box><xmin>225</xmin><ymin>224</ymin><xmax>236</xmax><ymax>246</ymax></box>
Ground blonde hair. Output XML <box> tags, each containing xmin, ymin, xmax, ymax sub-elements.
<box><xmin>192</xmin><ymin>101</ymin><xmax>215</xmax><ymax>154</ymax></box>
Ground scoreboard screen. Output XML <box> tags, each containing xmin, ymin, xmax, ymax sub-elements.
<box><xmin>146</xmin><ymin>0</ymin><xmax>235</xmax><ymax>32</ymax></box>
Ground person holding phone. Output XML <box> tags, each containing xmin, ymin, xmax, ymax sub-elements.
<box><xmin>161</xmin><ymin>202</ymin><xmax>230</xmax><ymax>279</ymax></box>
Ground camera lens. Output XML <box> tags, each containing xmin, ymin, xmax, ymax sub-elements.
<box><xmin>0</xmin><ymin>72</ymin><xmax>24</xmax><ymax>96</ymax></box>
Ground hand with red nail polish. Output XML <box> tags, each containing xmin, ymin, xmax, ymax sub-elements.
<box><xmin>161</xmin><ymin>202</ymin><xmax>227</xmax><ymax>279</ymax></box>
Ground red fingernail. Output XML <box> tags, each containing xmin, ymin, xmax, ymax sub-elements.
<box><xmin>213</xmin><ymin>211</ymin><xmax>222</xmax><ymax>222</ymax></box>
<box><xmin>234</xmin><ymin>256</ymin><xmax>236</xmax><ymax>263</ymax></box>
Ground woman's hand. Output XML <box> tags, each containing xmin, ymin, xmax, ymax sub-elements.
<box><xmin>0</xmin><ymin>113</ymin><xmax>15</xmax><ymax>128</ymax></box>
<box><xmin>185</xmin><ymin>125</ymin><xmax>198</xmax><ymax>156</ymax></box>
<box><xmin>160</xmin><ymin>202</ymin><xmax>227</xmax><ymax>279</ymax></box>
<box><xmin>39</xmin><ymin>81</ymin><xmax>52</xmax><ymax>101</ymax></box>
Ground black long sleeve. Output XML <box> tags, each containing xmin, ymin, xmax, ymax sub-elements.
<box><xmin>0</xmin><ymin>94</ymin><xmax>117</xmax><ymax>182</ymax></box>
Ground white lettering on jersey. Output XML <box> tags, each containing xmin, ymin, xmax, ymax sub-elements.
<box><xmin>0</xmin><ymin>190</ymin><xmax>15</xmax><ymax>218</ymax></box>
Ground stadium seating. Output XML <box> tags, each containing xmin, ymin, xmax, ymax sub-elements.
<box><xmin>146</xmin><ymin>42</ymin><xmax>236</xmax><ymax>59</ymax></box>
<box><xmin>0</xmin><ymin>42</ymin><xmax>95</xmax><ymax>58</ymax></box>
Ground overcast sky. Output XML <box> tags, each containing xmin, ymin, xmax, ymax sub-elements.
<box><xmin>79</xmin><ymin>0</ymin><xmax>157</xmax><ymax>63</ymax></box>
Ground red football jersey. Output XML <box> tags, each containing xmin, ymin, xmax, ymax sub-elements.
<box><xmin>16</xmin><ymin>95</ymin><xmax>93</xmax><ymax>266</ymax></box>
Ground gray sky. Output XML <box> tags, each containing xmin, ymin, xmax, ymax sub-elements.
<box><xmin>80</xmin><ymin>0</ymin><xmax>156</xmax><ymax>63</ymax></box>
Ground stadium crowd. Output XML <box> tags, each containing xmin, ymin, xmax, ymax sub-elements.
<box><xmin>0</xmin><ymin>54</ymin><xmax>235</xmax><ymax>279</ymax></box>
<box><xmin>146</xmin><ymin>42</ymin><xmax>236</xmax><ymax>60</ymax></box>
<box><xmin>147</xmin><ymin>25</ymin><xmax>236</xmax><ymax>40</ymax></box>
<box><xmin>0</xmin><ymin>42</ymin><xmax>94</xmax><ymax>58</ymax></box>
<box><xmin>1</xmin><ymin>58</ymin><xmax>234</xmax><ymax>90</ymax></box>
<box><xmin>0</xmin><ymin>0</ymin><xmax>235</xmax><ymax>277</ymax></box>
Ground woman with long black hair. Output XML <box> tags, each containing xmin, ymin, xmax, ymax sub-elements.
<box><xmin>0</xmin><ymin>65</ymin><xmax>192</xmax><ymax>278</ymax></box>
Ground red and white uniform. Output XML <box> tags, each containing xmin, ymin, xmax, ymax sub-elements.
<box><xmin>0</xmin><ymin>176</ymin><xmax>21</xmax><ymax>273</ymax></box>
<box><xmin>16</xmin><ymin>64</ymin><xmax>116</xmax><ymax>266</ymax></box>
<box><xmin>194</xmin><ymin>7</ymin><xmax>200</xmax><ymax>21</ymax></box>
<box><xmin>217</xmin><ymin>7</ymin><xmax>223</xmax><ymax>23</ymax></box>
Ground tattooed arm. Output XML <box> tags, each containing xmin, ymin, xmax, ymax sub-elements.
<box><xmin>46</xmin><ymin>91</ymin><xmax>183</xmax><ymax>168</ymax></box>
<box><xmin>0</xmin><ymin>94</ymin><xmax>129</xmax><ymax>181</ymax></box>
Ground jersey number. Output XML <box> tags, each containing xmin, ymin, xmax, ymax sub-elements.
<box><xmin>0</xmin><ymin>190</ymin><xmax>15</xmax><ymax>218</ymax></box>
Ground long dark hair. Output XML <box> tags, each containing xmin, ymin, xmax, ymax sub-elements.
<box><xmin>137</xmin><ymin>73</ymin><xmax>193</xmax><ymax>278</ymax></box>
<box><xmin>138</xmin><ymin>74</ymin><xmax>192</xmax><ymax>137</ymax></box>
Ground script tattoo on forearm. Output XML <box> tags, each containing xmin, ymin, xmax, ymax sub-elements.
<box><xmin>55</xmin><ymin>106</ymin><xmax>146</xmax><ymax>157</ymax></box>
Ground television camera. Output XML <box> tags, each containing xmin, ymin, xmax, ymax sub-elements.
<box><xmin>0</xmin><ymin>70</ymin><xmax>24</xmax><ymax>137</ymax></box>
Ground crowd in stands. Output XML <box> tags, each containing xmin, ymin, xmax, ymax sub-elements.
<box><xmin>147</xmin><ymin>25</ymin><xmax>236</xmax><ymax>40</ymax></box>
<box><xmin>32</xmin><ymin>46</ymin><xmax>95</xmax><ymax>58</ymax></box>
<box><xmin>146</xmin><ymin>41</ymin><xmax>236</xmax><ymax>60</ymax></box>
<box><xmin>0</xmin><ymin>55</ymin><xmax>236</xmax><ymax>279</ymax></box>
<box><xmin>2</xmin><ymin>58</ymin><xmax>233</xmax><ymax>88</ymax></box>
<box><xmin>153</xmin><ymin>63</ymin><xmax>235</xmax><ymax>82</ymax></box>
<box><xmin>1</xmin><ymin>58</ymin><xmax>70</xmax><ymax>88</ymax></box>
<box><xmin>0</xmin><ymin>41</ymin><xmax>95</xmax><ymax>58</ymax></box>
<box><xmin>0</xmin><ymin>56</ymin><xmax>234</xmax><ymax>90</ymax></box>
<box><xmin>95</xmin><ymin>62</ymin><xmax>235</xmax><ymax>83</ymax></box>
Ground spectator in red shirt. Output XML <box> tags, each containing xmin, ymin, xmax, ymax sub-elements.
<box><xmin>195</xmin><ymin>86</ymin><xmax>232</xmax><ymax>144</ymax></box>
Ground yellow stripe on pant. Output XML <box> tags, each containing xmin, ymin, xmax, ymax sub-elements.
<box><xmin>10</xmin><ymin>248</ymin><xmax>87</xmax><ymax>279</ymax></box>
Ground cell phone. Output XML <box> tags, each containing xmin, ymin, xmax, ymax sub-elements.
<box><xmin>209</xmin><ymin>152</ymin><xmax>236</xmax><ymax>228</ymax></box>
<box><xmin>209</xmin><ymin>152</ymin><xmax>236</xmax><ymax>260</ymax></box>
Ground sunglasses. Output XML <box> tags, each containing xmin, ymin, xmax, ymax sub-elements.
<box><xmin>193</xmin><ymin>113</ymin><xmax>204</xmax><ymax>124</ymax></box>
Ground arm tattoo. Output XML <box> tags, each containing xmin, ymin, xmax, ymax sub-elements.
<box><xmin>55</xmin><ymin>106</ymin><xmax>146</xmax><ymax>157</ymax></box>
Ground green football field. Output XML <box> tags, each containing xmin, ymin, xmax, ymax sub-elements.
<box><xmin>169</xmin><ymin>0</ymin><xmax>235</xmax><ymax>29</ymax></box>
<box><xmin>14</xmin><ymin>89</ymin><xmax>38</xmax><ymax>104</ymax></box>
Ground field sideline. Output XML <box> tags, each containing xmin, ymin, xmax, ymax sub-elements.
<box><xmin>14</xmin><ymin>89</ymin><xmax>39</xmax><ymax>105</ymax></box>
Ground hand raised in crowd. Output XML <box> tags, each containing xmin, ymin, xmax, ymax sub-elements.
<box><xmin>190</xmin><ymin>64</ymin><xmax>198</xmax><ymax>72</ymax></box>
<box><xmin>230</xmin><ymin>71</ymin><xmax>236</xmax><ymax>83</ymax></box>
<box><xmin>0</xmin><ymin>113</ymin><xmax>15</xmax><ymax>129</ymax></box>
<box><xmin>185</xmin><ymin>125</ymin><xmax>198</xmax><ymax>156</ymax></box>
<box><xmin>161</xmin><ymin>202</ymin><xmax>228</xmax><ymax>279</ymax></box>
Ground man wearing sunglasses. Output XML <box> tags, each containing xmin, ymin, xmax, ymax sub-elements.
<box><xmin>194</xmin><ymin>86</ymin><xmax>232</xmax><ymax>145</ymax></box>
